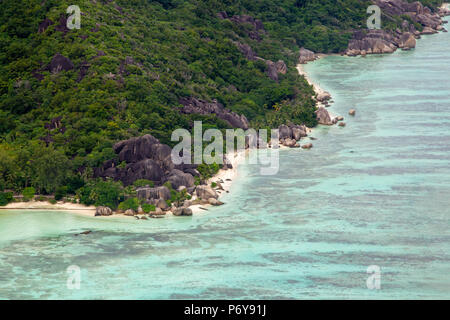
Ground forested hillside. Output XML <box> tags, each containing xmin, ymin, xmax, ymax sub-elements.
<box><xmin>0</xmin><ymin>0</ymin><xmax>444</xmax><ymax>203</ymax></box>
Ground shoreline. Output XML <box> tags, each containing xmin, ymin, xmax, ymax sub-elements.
<box><xmin>0</xmin><ymin>149</ymin><xmax>247</xmax><ymax>218</ymax></box>
<box><xmin>4</xmin><ymin>5</ymin><xmax>448</xmax><ymax>219</ymax></box>
<box><xmin>297</xmin><ymin>55</ymin><xmax>341</xmax><ymax>120</ymax></box>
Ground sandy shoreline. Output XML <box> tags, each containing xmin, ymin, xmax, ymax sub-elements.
<box><xmin>0</xmin><ymin>149</ymin><xmax>247</xmax><ymax>218</ymax></box>
<box><xmin>1</xmin><ymin>63</ymin><xmax>321</xmax><ymax>219</ymax></box>
<box><xmin>297</xmin><ymin>55</ymin><xmax>341</xmax><ymax>120</ymax></box>
<box><xmin>190</xmin><ymin>149</ymin><xmax>246</xmax><ymax>214</ymax></box>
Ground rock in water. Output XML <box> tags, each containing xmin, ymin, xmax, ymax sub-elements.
<box><xmin>398</xmin><ymin>32</ymin><xmax>416</xmax><ymax>50</ymax></box>
<box><xmin>349</xmin><ymin>109</ymin><xmax>356</xmax><ymax>116</ymax></box>
<box><xmin>316</xmin><ymin>92</ymin><xmax>332</xmax><ymax>102</ymax></box>
<box><xmin>315</xmin><ymin>107</ymin><xmax>333</xmax><ymax>125</ymax></box>
<box><xmin>302</xmin><ymin>143</ymin><xmax>313</xmax><ymax>149</ymax></box>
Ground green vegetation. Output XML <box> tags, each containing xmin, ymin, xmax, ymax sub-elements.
<box><xmin>133</xmin><ymin>179</ymin><xmax>155</xmax><ymax>188</ymax></box>
<box><xmin>0</xmin><ymin>0</ymin><xmax>441</xmax><ymax>200</ymax></box>
<box><xmin>141</xmin><ymin>203</ymin><xmax>156</xmax><ymax>213</ymax></box>
<box><xmin>118</xmin><ymin>197</ymin><xmax>140</xmax><ymax>212</ymax></box>
<box><xmin>0</xmin><ymin>191</ymin><xmax>13</xmax><ymax>206</ymax></box>
<box><xmin>76</xmin><ymin>179</ymin><xmax>123</xmax><ymax>208</ymax></box>
<box><xmin>22</xmin><ymin>187</ymin><xmax>35</xmax><ymax>201</ymax></box>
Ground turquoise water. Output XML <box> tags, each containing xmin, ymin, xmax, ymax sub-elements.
<box><xmin>1</xmin><ymin>30</ymin><xmax>450</xmax><ymax>299</ymax></box>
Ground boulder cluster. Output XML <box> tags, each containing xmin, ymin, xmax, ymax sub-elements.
<box><xmin>346</xmin><ymin>0</ymin><xmax>449</xmax><ymax>56</ymax></box>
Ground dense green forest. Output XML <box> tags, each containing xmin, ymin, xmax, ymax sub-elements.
<box><xmin>0</xmin><ymin>0</ymin><xmax>444</xmax><ymax>207</ymax></box>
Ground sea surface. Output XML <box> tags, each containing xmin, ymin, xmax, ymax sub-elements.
<box><xmin>1</xmin><ymin>27</ymin><xmax>450</xmax><ymax>299</ymax></box>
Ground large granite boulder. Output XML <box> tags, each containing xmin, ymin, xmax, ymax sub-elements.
<box><xmin>398</xmin><ymin>32</ymin><xmax>416</xmax><ymax>50</ymax></box>
<box><xmin>196</xmin><ymin>185</ymin><xmax>219</xmax><ymax>200</ymax></box>
<box><xmin>137</xmin><ymin>186</ymin><xmax>171</xmax><ymax>201</ymax></box>
<box><xmin>113</xmin><ymin>134</ymin><xmax>160</xmax><ymax>163</ymax></box>
<box><xmin>275</xmin><ymin>60</ymin><xmax>287</xmax><ymax>74</ymax></box>
<box><xmin>291</xmin><ymin>125</ymin><xmax>308</xmax><ymax>140</ymax></box>
<box><xmin>317</xmin><ymin>92</ymin><xmax>332</xmax><ymax>102</ymax></box>
<box><xmin>234</xmin><ymin>41</ymin><xmax>256</xmax><ymax>60</ymax></box>
<box><xmin>120</xmin><ymin>159</ymin><xmax>164</xmax><ymax>186</ymax></box>
<box><xmin>315</xmin><ymin>107</ymin><xmax>333</xmax><ymax>125</ymax></box>
<box><xmin>165</xmin><ymin>169</ymin><xmax>195</xmax><ymax>189</ymax></box>
<box><xmin>95</xmin><ymin>206</ymin><xmax>113</xmax><ymax>216</ymax></box>
<box><xmin>278</xmin><ymin>125</ymin><xmax>293</xmax><ymax>140</ymax></box>
<box><xmin>298</xmin><ymin>47</ymin><xmax>316</xmax><ymax>64</ymax></box>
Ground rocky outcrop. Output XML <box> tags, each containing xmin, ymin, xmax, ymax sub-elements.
<box><xmin>234</xmin><ymin>41</ymin><xmax>257</xmax><ymax>60</ymax></box>
<box><xmin>315</xmin><ymin>107</ymin><xmax>334</xmax><ymax>125</ymax></box>
<box><xmin>95</xmin><ymin>206</ymin><xmax>113</xmax><ymax>216</ymax></box>
<box><xmin>136</xmin><ymin>186</ymin><xmax>171</xmax><ymax>202</ymax></box>
<box><xmin>119</xmin><ymin>159</ymin><xmax>165</xmax><ymax>186</ymax></box>
<box><xmin>298</xmin><ymin>47</ymin><xmax>316</xmax><ymax>64</ymax></box>
<box><xmin>317</xmin><ymin>92</ymin><xmax>332</xmax><ymax>102</ymax></box>
<box><xmin>281</xmin><ymin>138</ymin><xmax>300</xmax><ymax>148</ymax></box>
<box><xmin>229</xmin><ymin>14</ymin><xmax>265</xmax><ymax>40</ymax></box>
<box><xmin>264</xmin><ymin>59</ymin><xmax>288</xmax><ymax>81</ymax></box>
<box><xmin>278</xmin><ymin>124</ymin><xmax>308</xmax><ymax>141</ymax></box>
<box><xmin>346</xmin><ymin>30</ymin><xmax>397</xmax><ymax>56</ymax></box>
<box><xmin>165</xmin><ymin>169</ymin><xmax>195</xmax><ymax>189</ymax></box>
<box><xmin>397</xmin><ymin>32</ymin><xmax>416</xmax><ymax>50</ymax></box>
<box><xmin>179</xmin><ymin>97</ymin><xmax>249</xmax><ymax>130</ymax></box>
<box><xmin>46</xmin><ymin>54</ymin><xmax>74</xmax><ymax>73</ymax></box>
<box><xmin>438</xmin><ymin>5</ymin><xmax>450</xmax><ymax>17</ymax></box>
<box><xmin>173</xmin><ymin>207</ymin><xmax>193</xmax><ymax>216</ymax></box>
<box><xmin>124</xmin><ymin>209</ymin><xmax>136</xmax><ymax>216</ymax></box>
<box><xmin>196</xmin><ymin>185</ymin><xmax>218</xmax><ymax>200</ymax></box>
<box><xmin>347</xmin><ymin>0</ymin><xmax>447</xmax><ymax>56</ymax></box>
<box><xmin>113</xmin><ymin>134</ymin><xmax>173</xmax><ymax>170</ymax></box>
<box><xmin>96</xmin><ymin>134</ymin><xmax>198</xmax><ymax>186</ymax></box>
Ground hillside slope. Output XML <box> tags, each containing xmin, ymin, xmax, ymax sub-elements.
<box><xmin>0</xmin><ymin>0</ymin><xmax>445</xmax><ymax>199</ymax></box>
